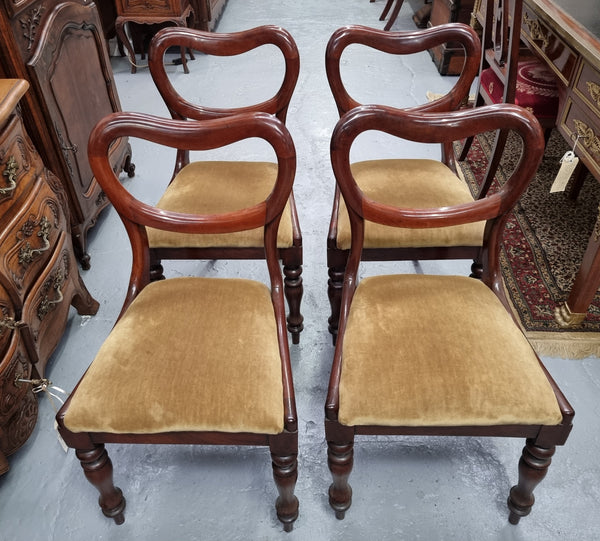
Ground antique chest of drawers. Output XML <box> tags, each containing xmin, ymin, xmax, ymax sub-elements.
<box><xmin>0</xmin><ymin>79</ymin><xmax>99</xmax><ymax>475</ymax></box>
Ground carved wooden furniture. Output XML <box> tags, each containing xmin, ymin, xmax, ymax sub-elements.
<box><xmin>325</xmin><ymin>23</ymin><xmax>481</xmax><ymax>342</ymax></box>
<box><xmin>191</xmin><ymin>0</ymin><xmax>227</xmax><ymax>31</ymax></box>
<box><xmin>427</xmin><ymin>0</ymin><xmax>477</xmax><ymax>74</ymax></box>
<box><xmin>0</xmin><ymin>79</ymin><xmax>99</xmax><ymax>475</ymax></box>
<box><xmin>517</xmin><ymin>0</ymin><xmax>600</xmax><ymax>327</ymax></box>
<box><xmin>56</xmin><ymin>110</ymin><xmax>299</xmax><ymax>530</ymax></box>
<box><xmin>372</xmin><ymin>0</ymin><xmax>406</xmax><ymax>31</ymax></box>
<box><xmin>146</xmin><ymin>25</ymin><xmax>304</xmax><ymax>343</ymax></box>
<box><xmin>459</xmin><ymin>0</ymin><xmax>559</xmax><ymax>196</ymax></box>
<box><xmin>325</xmin><ymin>102</ymin><xmax>574</xmax><ymax>522</ymax></box>
<box><xmin>115</xmin><ymin>0</ymin><xmax>195</xmax><ymax>74</ymax></box>
<box><xmin>0</xmin><ymin>0</ymin><xmax>134</xmax><ymax>269</ymax></box>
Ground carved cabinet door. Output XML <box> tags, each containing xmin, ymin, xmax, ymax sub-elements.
<box><xmin>26</xmin><ymin>0</ymin><xmax>132</xmax><ymax>265</ymax></box>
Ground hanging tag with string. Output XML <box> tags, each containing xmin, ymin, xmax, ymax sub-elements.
<box><xmin>16</xmin><ymin>376</ymin><xmax>69</xmax><ymax>452</ymax></box>
<box><xmin>550</xmin><ymin>135</ymin><xmax>580</xmax><ymax>193</ymax></box>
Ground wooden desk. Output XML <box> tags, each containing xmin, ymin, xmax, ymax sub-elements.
<box><xmin>517</xmin><ymin>0</ymin><xmax>600</xmax><ymax>327</ymax></box>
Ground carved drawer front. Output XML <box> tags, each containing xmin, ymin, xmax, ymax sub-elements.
<box><xmin>560</xmin><ymin>97</ymin><xmax>600</xmax><ymax>179</ymax></box>
<box><xmin>0</xmin><ymin>114</ymin><xmax>44</xmax><ymax>213</ymax></box>
<box><xmin>0</xmin><ymin>177</ymin><xmax>66</xmax><ymax>301</ymax></box>
<box><xmin>116</xmin><ymin>0</ymin><xmax>188</xmax><ymax>17</ymax></box>
<box><xmin>21</xmin><ymin>234</ymin><xmax>74</xmax><ymax>368</ymax></box>
<box><xmin>0</xmin><ymin>333</ymin><xmax>33</xmax><ymax>435</ymax></box>
<box><xmin>574</xmin><ymin>62</ymin><xmax>600</xmax><ymax>118</ymax></box>
<box><xmin>0</xmin><ymin>286</ymin><xmax>18</xmax><ymax>364</ymax></box>
<box><xmin>521</xmin><ymin>4</ymin><xmax>577</xmax><ymax>85</ymax></box>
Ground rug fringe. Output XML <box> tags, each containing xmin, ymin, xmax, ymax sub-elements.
<box><xmin>526</xmin><ymin>331</ymin><xmax>600</xmax><ymax>359</ymax></box>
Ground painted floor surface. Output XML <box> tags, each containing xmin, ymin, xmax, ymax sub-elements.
<box><xmin>1</xmin><ymin>1</ymin><xmax>600</xmax><ymax>539</ymax></box>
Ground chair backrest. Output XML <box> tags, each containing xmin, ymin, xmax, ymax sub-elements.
<box><xmin>325</xmin><ymin>23</ymin><xmax>481</xmax><ymax>117</ymax></box>
<box><xmin>148</xmin><ymin>25</ymin><xmax>300</xmax><ymax>123</ymax></box>
<box><xmin>87</xmin><ymin>110</ymin><xmax>296</xmax><ymax>314</ymax></box>
<box><xmin>330</xmin><ymin>102</ymin><xmax>544</xmax><ymax>305</ymax></box>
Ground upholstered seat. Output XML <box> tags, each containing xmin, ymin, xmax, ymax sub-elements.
<box><xmin>64</xmin><ymin>277</ymin><xmax>284</xmax><ymax>435</ymax></box>
<box><xmin>335</xmin><ymin>160</ymin><xmax>484</xmax><ymax>250</ymax></box>
<box><xmin>147</xmin><ymin>162</ymin><xmax>293</xmax><ymax>249</ymax></box>
<box><xmin>339</xmin><ymin>274</ymin><xmax>562</xmax><ymax>427</ymax></box>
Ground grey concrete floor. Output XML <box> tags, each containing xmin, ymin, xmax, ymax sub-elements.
<box><xmin>2</xmin><ymin>1</ymin><xmax>600</xmax><ymax>539</ymax></box>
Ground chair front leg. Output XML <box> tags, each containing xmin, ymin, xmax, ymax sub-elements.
<box><xmin>283</xmin><ymin>261</ymin><xmax>304</xmax><ymax>344</ymax></box>
<box><xmin>326</xmin><ymin>421</ymin><xmax>354</xmax><ymax>519</ymax></box>
<box><xmin>507</xmin><ymin>438</ymin><xmax>556</xmax><ymax>524</ymax></box>
<box><xmin>327</xmin><ymin>265</ymin><xmax>345</xmax><ymax>344</ymax></box>
<box><xmin>270</xmin><ymin>432</ymin><xmax>299</xmax><ymax>532</ymax></box>
<box><xmin>76</xmin><ymin>444</ymin><xmax>126</xmax><ymax>524</ymax></box>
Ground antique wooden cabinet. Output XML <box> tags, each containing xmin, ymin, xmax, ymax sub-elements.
<box><xmin>191</xmin><ymin>0</ymin><xmax>226</xmax><ymax>30</ymax></box>
<box><xmin>428</xmin><ymin>0</ymin><xmax>476</xmax><ymax>75</ymax></box>
<box><xmin>0</xmin><ymin>0</ymin><xmax>134</xmax><ymax>269</ymax></box>
<box><xmin>0</xmin><ymin>79</ymin><xmax>99</xmax><ymax>475</ymax></box>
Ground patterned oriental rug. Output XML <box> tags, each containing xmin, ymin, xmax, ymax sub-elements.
<box><xmin>455</xmin><ymin>130</ymin><xmax>600</xmax><ymax>359</ymax></box>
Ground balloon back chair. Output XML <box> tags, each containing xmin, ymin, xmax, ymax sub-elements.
<box><xmin>146</xmin><ymin>25</ymin><xmax>304</xmax><ymax>343</ymax></box>
<box><xmin>325</xmin><ymin>102</ymin><xmax>574</xmax><ymax>523</ymax></box>
<box><xmin>326</xmin><ymin>23</ymin><xmax>482</xmax><ymax>343</ymax></box>
<box><xmin>55</xmin><ymin>111</ymin><xmax>299</xmax><ymax>531</ymax></box>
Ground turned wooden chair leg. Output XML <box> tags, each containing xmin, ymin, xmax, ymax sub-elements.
<box><xmin>283</xmin><ymin>262</ymin><xmax>304</xmax><ymax>344</ymax></box>
<box><xmin>507</xmin><ymin>439</ymin><xmax>556</xmax><ymax>524</ymax></box>
<box><xmin>76</xmin><ymin>445</ymin><xmax>126</xmax><ymax>524</ymax></box>
<box><xmin>270</xmin><ymin>434</ymin><xmax>299</xmax><ymax>532</ymax></box>
<box><xmin>327</xmin><ymin>265</ymin><xmax>345</xmax><ymax>344</ymax></box>
<box><xmin>326</xmin><ymin>421</ymin><xmax>354</xmax><ymax>519</ymax></box>
<box><xmin>384</xmin><ymin>0</ymin><xmax>406</xmax><ymax>31</ymax></box>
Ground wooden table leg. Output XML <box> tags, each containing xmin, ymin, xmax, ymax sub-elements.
<box><xmin>555</xmin><ymin>206</ymin><xmax>600</xmax><ymax>327</ymax></box>
<box><xmin>115</xmin><ymin>18</ymin><xmax>137</xmax><ymax>74</ymax></box>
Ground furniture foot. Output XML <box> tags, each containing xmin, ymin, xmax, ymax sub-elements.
<box><xmin>283</xmin><ymin>264</ymin><xmax>303</xmax><ymax>344</ymax></box>
<box><xmin>71</xmin><ymin>275</ymin><xmax>100</xmax><ymax>316</ymax></box>
<box><xmin>327</xmin><ymin>265</ymin><xmax>345</xmax><ymax>344</ymax></box>
<box><xmin>507</xmin><ymin>439</ymin><xmax>555</xmax><ymax>524</ymax></box>
<box><xmin>76</xmin><ymin>445</ymin><xmax>126</xmax><ymax>524</ymax></box>
<box><xmin>327</xmin><ymin>438</ymin><xmax>354</xmax><ymax>519</ymax></box>
<box><xmin>554</xmin><ymin>301</ymin><xmax>586</xmax><ymax>328</ymax></box>
<box><xmin>270</xmin><ymin>436</ymin><xmax>299</xmax><ymax>531</ymax></box>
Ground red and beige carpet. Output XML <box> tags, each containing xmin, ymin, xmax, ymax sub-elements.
<box><xmin>456</xmin><ymin>130</ymin><xmax>600</xmax><ymax>359</ymax></box>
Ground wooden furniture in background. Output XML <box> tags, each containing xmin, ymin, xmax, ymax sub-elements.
<box><xmin>56</xmin><ymin>110</ymin><xmax>299</xmax><ymax>530</ymax></box>
<box><xmin>191</xmin><ymin>0</ymin><xmax>227</xmax><ymax>31</ymax></box>
<box><xmin>115</xmin><ymin>0</ymin><xmax>195</xmax><ymax>74</ymax></box>
<box><xmin>0</xmin><ymin>0</ymin><xmax>134</xmax><ymax>270</ymax></box>
<box><xmin>325</xmin><ymin>23</ymin><xmax>481</xmax><ymax>343</ymax></box>
<box><xmin>147</xmin><ymin>26</ymin><xmax>304</xmax><ymax>343</ymax></box>
<box><xmin>325</xmin><ymin>101</ymin><xmax>573</xmax><ymax>524</ymax></box>
<box><xmin>426</xmin><ymin>0</ymin><xmax>476</xmax><ymax>74</ymax></box>
<box><xmin>0</xmin><ymin>79</ymin><xmax>99</xmax><ymax>475</ymax></box>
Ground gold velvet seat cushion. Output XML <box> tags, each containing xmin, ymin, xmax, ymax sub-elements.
<box><xmin>147</xmin><ymin>161</ymin><xmax>294</xmax><ymax>249</ymax></box>
<box><xmin>336</xmin><ymin>160</ymin><xmax>485</xmax><ymax>250</ymax></box>
<box><xmin>339</xmin><ymin>274</ymin><xmax>563</xmax><ymax>427</ymax></box>
<box><xmin>64</xmin><ymin>277</ymin><xmax>284</xmax><ymax>435</ymax></box>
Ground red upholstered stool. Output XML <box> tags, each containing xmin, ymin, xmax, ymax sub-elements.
<box><xmin>480</xmin><ymin>59</ymin><xmax>559</xmax><ymax>121</ymax></box>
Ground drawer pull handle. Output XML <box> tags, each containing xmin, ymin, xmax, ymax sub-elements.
<box><xmin>573</xmin><ymin>119</ymin><xmax>600</xmax><ymax>156</ymax></box>
<box><xmin>586</xmin><ymin>81</ymin><xmax>600</xmax><ymax>109</ymax></box>
<box><xmin>1</xmin><ymin>155</ymin><xmax>18</xmax><ymax>195</ymax></box>
<box><xmin>0</xmin><ymin>316</ymin><xmax>25</xmax><ymax>335</ymax></box>
<box><xmin>37</xmin><ymin>269</ymin><xmax>65</xmax><ymax>321</ymax></box>
<box><xmin>18</xmin><ymin>216</ymin><xmax>52</xmax><ymax>266</ymax></box>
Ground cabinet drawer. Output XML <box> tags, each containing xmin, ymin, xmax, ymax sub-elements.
<box><xmin>22</xmin><ymin>234</ymin><xmax>76</xmax><ymax>371</ymax></box>
<box><xmin>116</xmin><ymin>0</ymin><xmax>188</xmax><ymax>16</ymax></box>
<box><xmin>0</xmin><ymin>114</ymin><xmax>44</xmax><ymax>213</ymax></box>
<box><xmin>0</xmin><ymin>333</ymin><xmax>32</xmax><ymax>425</ymax></box>
<box><xmin>0</xmin><ymin>176</ymin><xmax>67</xmax><ymax>300</ymax></box>
<box><xmin>559</xmin><ymin>97</ymin><xmax>600</xmax><ymax>179</ymax></box>
<box><xmin>522</xmin><ymin>4</ymin><xmax>577</xmax><ymax>85</ymax></box>
<box><xmin>573</xmin><ymin>62</ymin><xmax>600</xmax><ymax>118</ymax></box>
